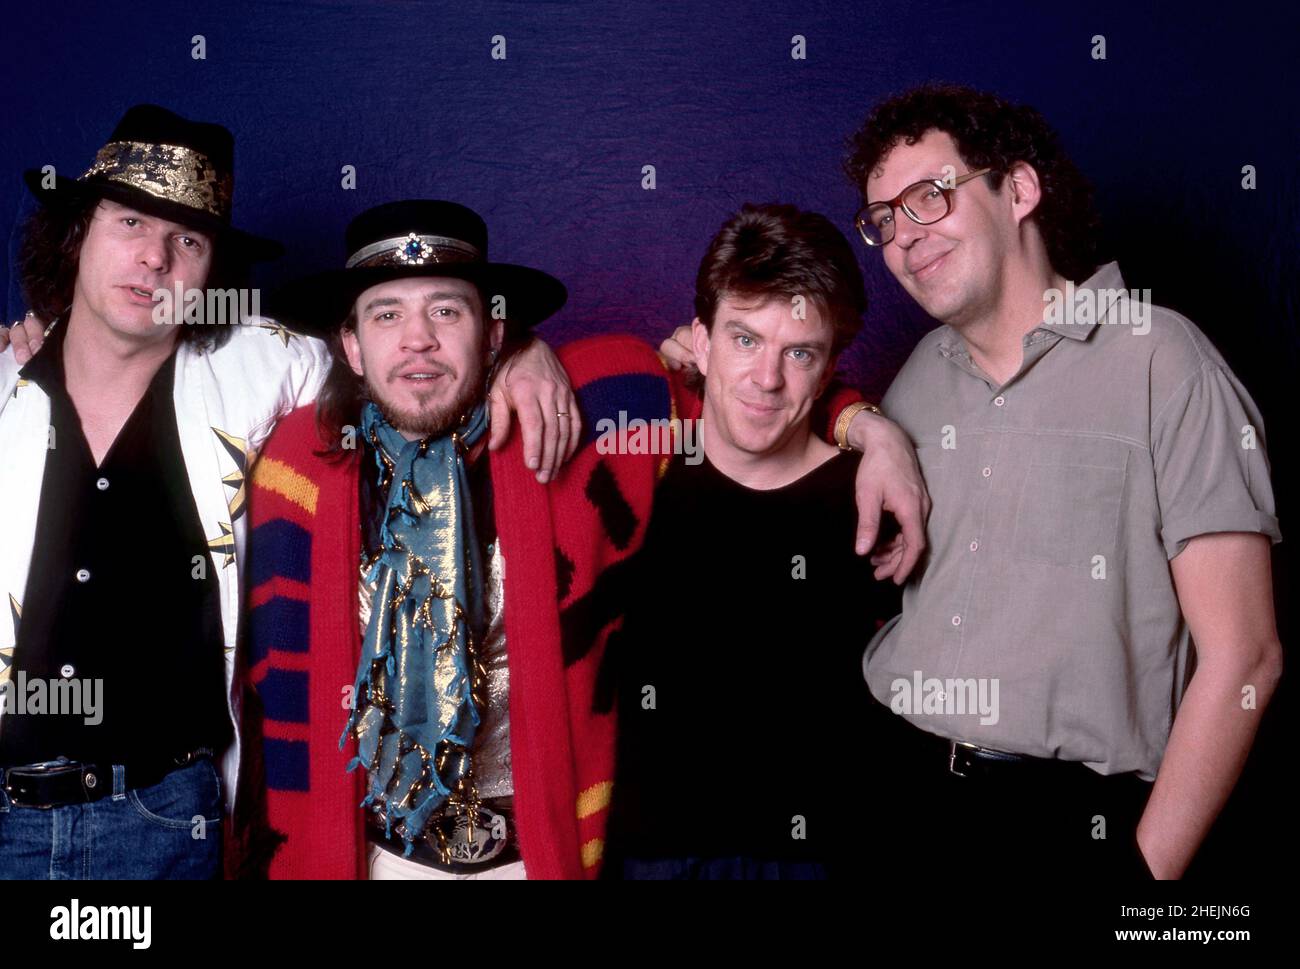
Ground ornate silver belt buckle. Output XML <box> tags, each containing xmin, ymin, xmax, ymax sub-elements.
<box><xmin>441</xmin><ymin>804</ymin><xmax>509</xmax><ymax>865</ymax></box>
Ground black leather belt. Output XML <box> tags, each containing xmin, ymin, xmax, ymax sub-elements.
<box><xmin>1</xmin><ymin>749</ymin><xmax>213</xmax><ymax>809</ymax></box>
<box><xmin>911</xmin><ymin>729</ymin><xmax>1065</xmax><ymax>779</ymax></box>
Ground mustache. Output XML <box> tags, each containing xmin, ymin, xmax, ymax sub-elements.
<box><xmin>386</xmin><ymin>359</ymin><xmax>457</xmax><ymax>381</ymax></box>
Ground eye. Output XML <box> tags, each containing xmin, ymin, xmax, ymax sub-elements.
<box><xmin>177</xmin><ymin>235</ymin><xmax>201</xmax><ymax>250</ymax></box>
<box><xmin>122</xmin><ymin>218</ymin><xmax>140</xmax><ymax>227</ymax></box>
<box><xmin>789</xmin><ymin>349</ymin><xmax>812</xmax><ymax>362</ymax></box>
<box><xmin>735</xmin><ymin>334</ymin><xmax>755</xmax><ymax>348</ymax></box>
<box><xmin>924</xmin><ymin>187</ymin><xmax>943</xmax><ymax>200</ymax></box>
<box><xmin>376</xmin><ymin>311</ymin><xmax>400</xmax><ymax>322</ymax></box>
<box><xmin>432</xmin><ymin>306</ymin><xmax>459</xmax><ymax>319</ymax></box>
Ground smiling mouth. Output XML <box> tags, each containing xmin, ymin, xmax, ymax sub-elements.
<box><xmin>398</xmin><ymin>372</ymin><xmax>445</xmax><ymax>382</ymax></box>
<box><xmin>910</xmin><ymin>251</ymin><xmax>950</xmax><ymax>280</ymax></box>
<box><xmin>122</xmin><ymin>285</ymin><xmax>156</xmax><ymax>301</ymax></box>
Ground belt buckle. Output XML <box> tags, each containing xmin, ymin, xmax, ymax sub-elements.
<box><xmin>4</xmin><ymin>758</ymin><xmax>81</xmax><ymax>809</ymax></box>
<box><xmin>14</xmin><ymin>757</ymin><xmax>74</xmax><ymax>773</ymax></box>
<box><xmin>438</xmin><ymin>804</ymin><xmax>510</xmax><ymax>866</ymax></box>
<box><xmin>948</xmin><ymin>740</ymin><xmax>977</xmax><ymax>778</ymax></box>
<box><xmin>173</xmin><ymin>747</ymin><xmax>212</xmax><ymax>767</ymax></box>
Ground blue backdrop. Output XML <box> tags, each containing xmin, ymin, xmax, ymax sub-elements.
<box><xmin>3</xmin><ymin>0</ymin><xmax>1296</xmax><ymax>876</ymax></box>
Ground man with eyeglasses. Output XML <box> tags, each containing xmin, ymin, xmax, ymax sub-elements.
<box><xmin>843</xmin><ymin>83</ymin><xmax>1281</xmax><ymax>880</ymax></box>
<box><xmin>660</xmin><ymin>82</ymin><xmax>1281</xmax><ymax>881</ymax></box>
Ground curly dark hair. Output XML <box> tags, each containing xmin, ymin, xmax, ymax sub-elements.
<box><xmin>844</xmin><ymin>83</ymin><xmax>1101</xmax><ymax>283</ymax></box>
<box><xmin>694</xmin><ymin>202</ymin><xmax>866</xmax><ymax>356</ymax></box>
<box><xmin>18</xmin><ymin>197</ymin><xmax>249</xmax><ymax>349</ymax></box>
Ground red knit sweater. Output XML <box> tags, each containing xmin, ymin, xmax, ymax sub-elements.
<box><xmin>239</xmin><ymin>334</ymin><xmax>860</xmax><ymax>879</ymax></box>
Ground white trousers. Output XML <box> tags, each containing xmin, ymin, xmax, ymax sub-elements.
<box><xmin>366</xmin><ymin>843</ymin><xmax>527</xmax><ymax>880</ymax></box>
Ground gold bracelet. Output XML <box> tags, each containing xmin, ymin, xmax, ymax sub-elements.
<box><xmin>834</xmin><ymin>401</ymin><xmax>882</xmax><ymax>451</ymax></box>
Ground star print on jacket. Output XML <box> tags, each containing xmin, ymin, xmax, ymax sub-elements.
<box><xmin>205</xmin><ymin>427</ymin><xmax>250</xmax><ymax>568</ymax></box>
<box><xmin>254</xmin><ymin>319</ymin><xmax>296</xmax><ymax>347</ymax></box>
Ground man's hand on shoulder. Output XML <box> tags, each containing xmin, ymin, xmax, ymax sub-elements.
<box><xmin>2</xmin><ymin>313</ymin><xmax>47</xmax><ymax>365</ymax></box>
<box><xmin>658</xmin><ymin>323</ymin><xmax>696</xmax><ymax>374</ymax></box>
<box><xmin>487</xmin><ymin>336</ymin><xmax>581</xmax><ymax>484</ymax></box>
<box><xmin>845</xmin><ymin>407</ymin><xmax>931</xmax><ymax>584</ymax></box>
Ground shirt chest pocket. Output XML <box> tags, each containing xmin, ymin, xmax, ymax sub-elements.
<box><xmin>1011</xmin><ymin>456</ymin><xmax>1128</xmax><ymax>570</ymax></box>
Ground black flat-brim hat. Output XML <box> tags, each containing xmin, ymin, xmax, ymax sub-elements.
<box><xmin>23</xmin><ymin>103</ymin><xmax>283</xmax><ymax>261</ymax></box>
<box><xmin>267</xmin><ymin>200</ymin><xmax>566</xmax><ymax>334</ymax></box>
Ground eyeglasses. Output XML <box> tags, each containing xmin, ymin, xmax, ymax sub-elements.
<box><xmin>855</xmin><ymin>168</ymin><xmax>992</xmax><ymax>247</ymax></box>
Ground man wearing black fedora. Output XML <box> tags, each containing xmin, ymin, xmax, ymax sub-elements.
<box><xmin>0</xmin><ymin>108</ymin><xmax>578</xmax><ymax>879</ymax></box>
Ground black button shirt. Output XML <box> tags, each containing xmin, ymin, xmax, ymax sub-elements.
<box><xmin>0</xmin><ymin>320</ymin><xmax>231</xmax><ymax>769</ymax></box>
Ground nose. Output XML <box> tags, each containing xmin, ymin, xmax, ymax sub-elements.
<box><xmin>751</xmin><ymin>345</ymin><xmax>785</xmax><ymax>392</ymax></box>
<box><xmin>137</xmin><ymin>232</ymin><xmax>169</xmax><ymax>274</ymax></box>
<box><xmin>399</xmin><ymin>313</ymin><xmax>440</xmax><ymax>353</ymax></box>
<box><xmin>892</xmin><ymin>209</ymin><xmax>928</xmax><ymax>250</ymax></box>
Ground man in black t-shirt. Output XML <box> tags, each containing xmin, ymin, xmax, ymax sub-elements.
<box><xmin>606</xmin><ymin>203</ymin><xmax>903</xmax><ymax>879</ymax></box>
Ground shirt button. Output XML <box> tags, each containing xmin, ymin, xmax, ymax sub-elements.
<box><xmin>951</xmin><ymin>615</ymin><xmax>962</xmax><ymax>626</ymax></box>
<box><xmin>993</xmin><ymin>396</ymin><xmax>1005</xmax><ymax>407</ymax></box>
<box><xmin>96</xmin><ymin>477</ymin><xmax>110</xmax><ymax>491</ymax></box>
<box><xmin>981</xmin><ymin>467</ymin><xmax>992</xmax><ymax>478</ymax></box>
<box><xmin>60</xmin><ymin>663</ymin><xmax>75</xmax><ymax>678</ymax></box>
<box><xmin>969</xmin><ymin>540</ymin><xmax>979</xmax><ymax>552</ymax></box>
<box><xmin>75</xmin><ymin>568</ymin><xmax>91</xmax><ymax>583</ymax></box>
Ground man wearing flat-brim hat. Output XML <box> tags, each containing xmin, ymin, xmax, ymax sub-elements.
<box><xmin>0</xmin><ymin>107</ymin><xmax>577</xmax><ymax>879</ymax></box>
<box><xmin>245</xmin><ymin>199</ymin><xmax>632</xmax><ymax>880</ymax></box>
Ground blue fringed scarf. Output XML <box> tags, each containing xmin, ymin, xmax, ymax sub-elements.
<box><xmin>341</xmin><ymin>400</ymin><xmax>489</xmax><ymax>857</ymax></box>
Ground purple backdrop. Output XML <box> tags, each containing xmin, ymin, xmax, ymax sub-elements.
<box><xmin>3</xmin><ymin>0</ymin><xmax>1296</xmax><ymax>877</ymax></box>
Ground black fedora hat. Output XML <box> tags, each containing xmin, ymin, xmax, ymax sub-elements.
<box><xmin>267</xmin><ymin>200</ymin><xmax>566</xmax><ymax>334</ymax></box>
<box><xmin>23</xmin><ymin>103</ymin><xmax>282</xmax><ymax>261</ymax></box>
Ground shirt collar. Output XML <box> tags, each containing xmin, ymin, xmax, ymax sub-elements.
<box><xmin>17</xmin><ymin>313</ymin><xmax>70</xmax><ymax>392</ymax></box>
<box><xmin>934</xmin><ymin>261</ymin><xmax>1128</xmax><ymax>360</ymax></box>
<box><xmin>1036</xmin><ymin>261</ymin><xmax>1127</xmax><ymax>342</ymax></box>
<box><xmin>19</xmin><ymin>313</ymin><xmax>184</xmax><ymax>404</ymax></box>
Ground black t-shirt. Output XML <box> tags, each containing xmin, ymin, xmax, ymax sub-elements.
<box><xmin>605</xmin><ymin>448</ymin><xmax>901</xmax><ymax>862</ymax></box>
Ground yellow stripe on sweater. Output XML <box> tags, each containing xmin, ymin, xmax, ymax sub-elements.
<box><xmin>576</xmin><ymin>780</ymin><xmax>613</xmax><ymax>819</ymax></box>
<box><xmin>254</xmin><ymin>456</ymin><xmax>320</xmax><ymax>516</ymax></box>
<box><xmin>581</xmin><ymin>838</ymin><xmax>604</xmax><ymax>869</ymax></box>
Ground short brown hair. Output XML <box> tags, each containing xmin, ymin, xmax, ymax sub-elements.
<box><xmin>18</xmin><ymin>198</ymin><xmax>246</xmax><ymax>350</ymax></box>
<box><xmin>694</xmin><ymin>203</ymin><xmax>866</xmax><ymax>356</ymax></box>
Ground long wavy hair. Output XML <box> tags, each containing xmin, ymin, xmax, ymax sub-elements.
<box><xmin>18</xmin><ymin>196</ymin><xmax>249</xmax><ymax>349</ymax></box>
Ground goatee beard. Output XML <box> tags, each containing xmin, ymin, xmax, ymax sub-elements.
<box><xmin>368</xmin><ymin>366</ymin><xmax>488</xmax><ymax>439</ymax></box>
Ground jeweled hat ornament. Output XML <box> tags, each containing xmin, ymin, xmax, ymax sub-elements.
<box><xmin>266</xmin><ymin>199</ymin><xmax>567</xmax><ymax>334</ymax></box>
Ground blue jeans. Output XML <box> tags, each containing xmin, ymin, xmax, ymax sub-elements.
<box><xmin>0</xmin><ymin>757</ymin><xmax>223</xmax><ymax>879</ymax></box>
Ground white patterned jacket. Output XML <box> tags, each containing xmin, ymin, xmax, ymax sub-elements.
<box><xmin>0</xmin><ymin>318</ymin><xmax>330</xmax><ymax>811</ymax></box>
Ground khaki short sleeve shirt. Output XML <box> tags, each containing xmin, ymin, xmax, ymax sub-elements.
<box><xmin>864</xmin><ymin>262</ymin><xmax>1280</xmax><ymax>779</ymax></box>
